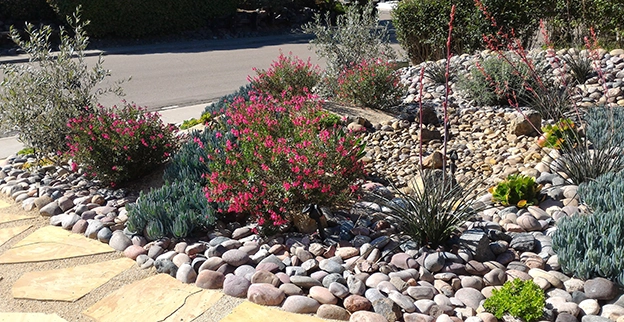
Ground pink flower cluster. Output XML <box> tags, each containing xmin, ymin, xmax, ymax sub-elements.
<box><xmin>66</xmin><ymin>103</ymin><xmax>178</xmax><ymax>186</ymax></box>
<box><xmin>203</xmin><ymin>91</ymin><xmax>365</xmax><ymax>234</ymax></box>
<box><xmin>249</xmin><ymin>52</ymin><xmax>321</xmax><ymax>99</ymax></box>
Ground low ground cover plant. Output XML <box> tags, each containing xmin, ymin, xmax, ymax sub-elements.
<box><xmin>552</xmin><ymin>209</ymin><xmax>624</xmax><ymax>286</ymax></box>
<box><xmin>249</xmin><ymin>52</ymin><xmax>321</xmax><ymax>99</ymax></box>
<box><xmin>490</xmin><ymin>174</ymin><xmax>542</xmax><ymax>208</ymax></box>
<box><xmin>66</xmin><ymin>103</ymin><xmax>178</xmax><ymax>186</ymax></box>
<box><xmin>483</xmin><ymin>278</ymin><xmax>545</xmax><ymax>322</ymax></box>
<box><xmin>126</xmin><ymin>179</ymin><xmax>216</xmax><ymax>240</ymax></box>
<box><xmin>204</xmin><ymin>92</ymin><xmax>366</xmax><ymax>235</ymax></box>
<box><xmin>537</xmin><ymin>119</ymin><xmax>577</xmax><ymax>149</ymax></box>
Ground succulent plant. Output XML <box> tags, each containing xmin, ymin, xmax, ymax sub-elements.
<box><xmin>490</xmin><ymin>174</ymin><xmax>542</xmax><ymax>208</ymax></box>
<box><xmin>126</xmin><ymin>179</ymin><xmax>216</xmax><ymax>240</ymax></box>
<box><xmin>203</xmin><ymin>84</ymin><xmax>253</xmax><ymax>116</ymax></box>
<box><xmin>483</xmin><ymin>278</ymin><xmax>545</xmax><ymax>322</ymax></box>
<box><xmin>578</xmin><ymin>171</ymin><xmax>624</xmax><ymax>212</ymax></box>
<box><xmin>538</xmin><ymin>118</ymin><xmax>577</xmax><ymax>149</ymax></box>
<box><xmin>552</xmin><ymin>210</ymin><xmax>624</xmax><ymax>286</ymax></box>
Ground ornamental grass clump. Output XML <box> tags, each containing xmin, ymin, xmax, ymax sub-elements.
<box><xmin>204</xmin><ymin>92</ymin><xmax>366</xmax><ymax>235</ymax></box>
<box><xmin>483</xmin><ymin>279</ymin><xmax>545</xmax><ymax>322</ymax></box>
<box><xmin>376</xmin><ymin>169</ymin><xmax>487</xmax><ymax>249</ymax></box>
<box><xmin>67</xmin><ymin>103</ymin><xmax>178</xmax><ymax>186</ymax></box>
<box><xmin>250</xmin><ymin>53</ymin><xmax>321</xmax><ymax>99</ymax></box>
<box><xmin>335</xmin><ymin>58</ymin><xmax>405</xmax><ymax>110</ymax></box>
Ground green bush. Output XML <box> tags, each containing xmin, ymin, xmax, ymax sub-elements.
<box><xmin>392</xmin><ymin>0</ymin><xmax>552</xmax><ymax>64</ymax></box>
<box><xmin>552</xmin><ymin>210</ymin><xmax>624</xmax><ymax>286</ymax></box>
<box><xmin>483</xmin><ymin>279</ymin><xmax>545</xmax><ymax>322</ymax></box>
<box><xmin>458</xmin><ymin>57</ymin><xmax>534</xmax><ymax>107</ymax></box>
<box><xmin>0</xmin><ymin>8</ymin><xmax>124</xmax><ymax>158</ymax></box>
<box><xmin>335</xmin><ymin>58</ymin><xmax>404</xmax><ymax>110</ymax></box>
<box><xmin>490</xmin><ymin>174</ymin><xmax>542</xmax><ymax>208</ymax></box>
<box><xmin>250</xmin><ymin>52</ymin><xmax>321</xmax><ymax>99</ymax></box>
<box><xmin>67</xmin><ymin>103</ymin><xmax>178</xmax><ymax>187</ymax></box>
<box><xmin>0</xmin><ymin>0</ymin><xmax>57</xmax><ymax>21</ymax></box>
<box><xmin>549</xmin><ymin>0</ymin><xmax>624</xmax><ymax>47</ymax></box>
<box><xmin>303</xmin><ymin>2</ymin><xmax>396</xmax><ymax>80</ymax></box>
<box><xmin>47</xmin><ymin>0</ymin><xmax>238</xmax><ymax>38</ymax></box>
<box><xmin>126</xmin><ymin>180</ymin><xmax>217</xmax><ymax>240</ymax></box>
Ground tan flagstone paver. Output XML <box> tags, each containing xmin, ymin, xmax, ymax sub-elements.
<box><xmin>219</xmin><ymin>302</ymin><xmax>327</xmax><ymax>322</ymax></box>
<box><xmin>0</xmin><ymin>200</ymin><xmax>10</xmax><ymax>208</ymax></box>
<box><xmin>0</xmin><ymin>212</ymin><xmax>36</xmax><ymax>224</ymax></box>
<box><xmin>12</xmin><ymin>258</ymin><xmax>135</xmax><ymax>302</ymax></box>
<box><xmin>0</xmin><ymin>225</ymin><xmax>31</xmax><ymax>247</ymax></box>
<box><xmin>0</xmin><ymin>226</ymin><xmax>114</xmax><ymax>264</ymax></box>
<box><xmin>83</xmin><ymin>273</ymin><xmax>223</xmax><ymax>322</ymax></box>
<box><xmin>0</xmin><ymin>312</ymin><xmax>68</xmax><ymax>322</ymax></box>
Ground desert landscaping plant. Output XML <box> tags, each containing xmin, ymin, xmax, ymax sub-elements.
<box><xmin>490</xmin><ymin>174</ymin><xmax>542</xmax><ymax>208</ymax></box>
<box><xmin>303</xmin><ymin>1</ymin><xmax>396</xmax><ymax>88</ymax></box>
<box><xmin>377</xmin><ymin>169</ymin><xmax>486</xmax><ymax>249</ymax></box>
<box><xmin>249</xmin><ymin>52</ymin><xmax>321</xmax><ymax>99</ymax></box>
<box><xmin>66</xmin><ymin>103</ymin><xmax>178</xmax><ymax>186</ymax></box>
<box><xmin>483</xmin><ymin>279</ymin><xmax>546</xmax><ymax>322</ymax></box>
<box><xmin>204</xmin><ymin>91</ymin><xmax>366</xmax><ymax>235</ymax></box>
<box><xmin>0</xmin><ymin>7</ymin><xmax>124</xmax><ymax>158</ymax></box>
<box><xmin>126</xmin><ymin>179</ymin><xmax>217</xmax><ymax>240</ymax></box>
<box><xmin>335</xmin><ymin>58</ymin><xmax>404</xmax><ymax>109</ymax></box>
<box><xmin>552</xmin><ymin>209</ymin><xmax>624</xmax><ymax>286</ymax></box>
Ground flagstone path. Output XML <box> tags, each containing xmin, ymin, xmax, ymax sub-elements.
<box><xmin>0</xmin><ymin>195</ymin><xmax>330</xmax><ymax>322</ymax></box>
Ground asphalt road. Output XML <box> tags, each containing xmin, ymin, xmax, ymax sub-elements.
<box><xmin>0</xmin><ymin>6</ymin><xmax>401</xmax><ymax>159</ymax></box>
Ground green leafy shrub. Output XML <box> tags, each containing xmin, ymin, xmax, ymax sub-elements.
<box><xmin>126</xmin><ymin>180</ymin><xmax>216</xmax><ymax>240</ymax></box>
<box><xmin>552</xmin><ymin>210</ymin><xmax>624</xmax><ymax>286</ymax></box>
<box><xmin>458</xmin><ymin>57</ymin><xmax>534</xmax><ymax>107</ymax></box>
<box><xmin>377</xmin><ymin>170</ymin><xmax>486</xmax><ymax>249</ymax></box>
<box><xmin>47</xmin><ymin>0</ymin><xmax>238</xmax><ymax>38</ymax></box>
<box><xmin>67</xmin><ymin>103</ymin><xmax>178</xmax><ymax>187</ymax></box>
<box><xmin>250</xmin><ymin>53</ymin><xmax>321</xmax><ymax>99</ymax></box>
<box><xmin>204</xmin><ymin>92</ymin><xmax>366</xmax><ymax>235</ymax></box>
<box><xmin>392</xmin><ymin>0</ymin><xmax>551</xmax><ymax>63</ymax></box>
<box><xmin>548</xmin><ymin>0</ymin><xmax>624</xmax><ymax>47</ymax></box>
<box><xmin>577</xmin><ymin>171</ymin><xmax>624</xmax><ymax>212</ymax></box>
<box><xmin>490</xmin><ymin>174</ymin><xmax>542</xmax><ymax>208</ymax></box>
<box><xmin>316</xmin><ymin>110</ymin><xmax>342</xmax><ymax>129</ymax></box>
<box><xmin>303</xmin><ymin>2</ymin><xmax>396</xmax><ymax>79</ymax></box>
<box><xmin>0</xmin><ymin>0</ymin><xmax>57</xmax><ymax>21</ymax></box>
<box><xmin>335</xmin><ymin>58</ymin><xmax>404</xmax><ymax>110</ymax></box>
<box><xmin>180</xmin><ymin>112</ymin><xmax>211</xmax><ymax>130</ymax></box>
<box><xmin>0</xmin><ymin>8</ymin><xmax>124</xmax><ymax>157</ymax></box>
<box><xmin>17</xmin><ymin>147</ymin><xmax>35</xmax><ymax>156</ymax></box>
<box><xmin>483</xmin><ymin>278</ymin><xmax>546</xmax><ymax>322</ymax></box>
<box><xmin>537</xmin><ymin>119</ymin><xmax>577</xmax><ymax>149</ymax></box>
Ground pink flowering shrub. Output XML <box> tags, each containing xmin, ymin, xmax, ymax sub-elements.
<box><xmin>204</xmin><ymin>92</ymin><xmax>366</xmax><ymax>235</ymax></box>
<box><xmin>67</xmin><ymin>103</ymin><xmax>178</xmax><ymax>186</ymax></box>
<box><xmin>335</xmin><ymin>58</ymin><xmax>404</xmax><ymax>110</ymax></box>
<box><xmin>250</xmin><ymin>52</ymin><xmax>321</xmax><ymax>99</ymax></box>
